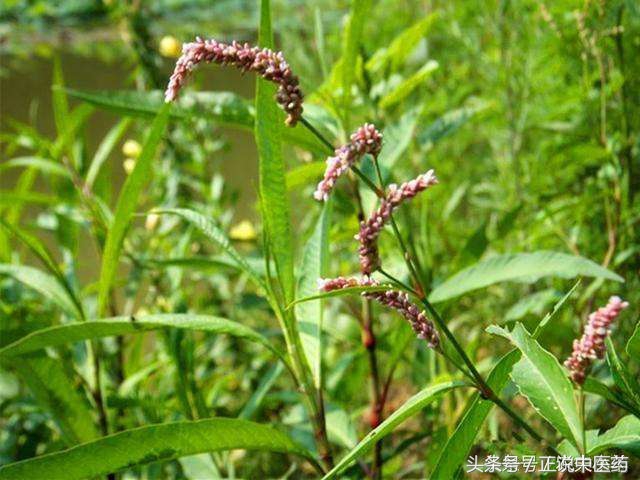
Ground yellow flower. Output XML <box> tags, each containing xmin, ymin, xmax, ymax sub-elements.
<box><xmin>145</xmin><ymin>213</ymin><xmax>160</xmax><ymax>231</ymax></box>
<box><xmin>122</xmin><ymin>139</ymin><xmax>142</xmax><ymax>158</ymax></box>
<box><xmin>123</xmin><ymin>158</ymin><xmax>136</xmax><ymax>175</ymax></box>
<box><xmin>159</xmin><ymin>36</ymin><xmax>181</xmax><ymax>58</ymax></box>
<box><xmin>229</xmin><ymin>220</ymin><xmax>257</xmax><ymax>241</ymax></box>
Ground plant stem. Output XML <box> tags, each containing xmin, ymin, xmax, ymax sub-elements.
<box><xmin>300</xmin><ymin>116</ymin><xmax>334</xmax><ymax>152</ymax></box>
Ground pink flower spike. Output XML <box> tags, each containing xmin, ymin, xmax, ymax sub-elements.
<box><xmin>317</xmin><ymin>276</ymin><xmax>439</xmax><ymax>349</ymax></box>
<box><xmin>165</xmin><ymin>38</ymin><xmax>303</xmax><ymax>126</ymax></box>
<box><xmin>564</xmin><ymin>296</ymin><xmax>629</xmax><ymax>385</ymax></box>
<box><xmin>356</xmin><ymin>170</ymin><xmax>438</xmax><ymax>274</ymax></box>
<box><xmin>313</xmin><ymin>124</ymin><xmax>383</xmax><ymax>202</ymax></box>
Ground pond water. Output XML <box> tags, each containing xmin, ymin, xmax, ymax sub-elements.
<box><xmin>0</xmin><ymin>49</ymin><xmax>258</xmax><ymax>218</ymax></box>
<box><xmin>1</xmin><ymin>48</ymin><xmax>258</xmax><ymax>282</ymax></box>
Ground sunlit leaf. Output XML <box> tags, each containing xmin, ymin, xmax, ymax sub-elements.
<box><xmin>296</xmin><ymin>200</ymin><xmax>332</xmax><ymax>387</ymax></box>
<box><xmin>429</xmin><ymin>251</ymin><xmax>623</xmax><ymax>303</ymax></box>
<box><xmin>0</xmin><ymin>418</ymin><xmax>318</xmax><ymax>480</ymax></box>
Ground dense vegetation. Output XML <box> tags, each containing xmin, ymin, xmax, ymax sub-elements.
<box><xmin>1</xmin><ymin>0</ymin><xmax>638</xmax><ymax>478</ymax></box>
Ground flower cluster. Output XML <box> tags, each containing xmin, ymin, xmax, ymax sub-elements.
<box><xmin>564</xmin><ymin>296</ymin><xmax>629</xmax><ymax>384</ymax></box>
<box><xmin>318</xmin><ymin>276</ymin><xmax>439</xmax><ymax>348</ymax></box>
<box><xmin>356</xmin><ymin>170</ymin><xmax>438</xmax><ymax>274</ymax></box>
<box><xmin>313</xmin><ymin>124</ymin><xmax>383</xmax><ymax>201</ymax></box>
<box><xmin>165</xmin><ymin>37</ymin><xmax>303</xmax><ymax>126</ymax></box>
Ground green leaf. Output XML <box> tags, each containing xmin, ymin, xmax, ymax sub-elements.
<box><xmin>0</xmin><ymin>314</ymin><xmax>286</xmax><ymax>364</ymax></box>
<box><xmin>8</xmin><ymin>353</ymin><xmax>99</xmax><ymax>446</ymax></box>
<box><xmin>582</xmin><ymin>378</ymin><xmax>640</xmax><ymax>417</ymax></box>
<box><xmin>286</xmin><ymin>161</ymin><xmax>326</xmax><ymax>192</ymax></box>
<box><xmin>433</xmin><ymin>283</ymin><xmax>578</xmax><ymax>477</ymax></box>
<box><xmin>287</xmin><ymin>285</ymin><xmax>393</xmax><ymax>309</ymax></box>
<box><xmin>0</xmin><ymin>220</ymin><xmax>84</xmax><ymax>318</ymax></box>
<box><xmin>432</xmin><ymin>350</ymin><xmax>520</xmax><ymax>478</ymax></box>
<box><xmin>51</xmin><ymin>56</ymin><xmax>70</xmax><ymax>137</ymax></box>
<box><xmin>255</xmin><ymin>0</ymin><xmax>295</xmax><ymax>304</ymax></box>
<box><xmin>379</xmin><ymin>60</ymin><xmax>438</xmax><ymax>109</ymax></box>
<box><xmin>429</xmin><ymin>251</ymin><xmax>623</xmax><ymax>303</ymax></box>
<box><xmin>239</xmin><ymin>362</ymin><xmax>284</xmax><ymax>420</ymax></box>
<box><xmin>85</xmin><ymin>118</ymin><xmax>132</xmax><ymax>188</ymax></box>
<box><xmin>97</xmin><ymin>105</ymin><xmax>170</xmax><ymax>316</ymax></box>
<box><xmin>366</xmin><ymin>13</ymin><xmax>438</xmax><ymax>72</ymax></box>
<box><xmin>155</xmin><ymin>208</ymin><xmax>264</xmax><ymax>288</ymax></box>
<box><xmin>502</xmin><ymin>323</ymin><xmax>584</xmax><ymax>449</ymax></box>
<box><xmin>0</xmin><ymin>264</ymin><xmax>82</xmax><ymax>320</ymax></box>
<box><xmin>341</xmin><ymin>0</ymin><xmax>371</xmax><ymax>114</ymax></box>
<box><xmin>323</xmin><ymin>380</ymin><xmax>466</xmax><ymax>479</ymax></box>
<box><xmin>588</xmin><ymin>415</ymin><xmax>640</xmax><ymax>457</ymax></box>
<box><xmin>0</xmin><ymin>157</ymin><xmax>71</xmax><ymax>178</ymax></box>
<box><xmin>606</xmin><ymin>336</ymin><xmax>640</xmax><ymax>408</ymax></box>
<box><xmin>505</xmin><ymin>289</ymin><xmax>560</xmax><ymax>321</ymax></box>
<box><xmin>0</xmin><ymin>191</ymin><xmax>58</xmax><ymax>206</ymax></box>
<box><xmin>0</xmin><ymin>418</ymin><xmax>318</xmax><ymax>480</ymax></box>
<box><xmin>65</xmin><ymin>88</ymin><xmax>328</xmax><ymax>155</ymax></box>
<box><xmin>627</xmin><ymin>320</ymin><xmax>640</xmax><ymax>359</ymax></box>
<box><xmin>418</xmin><ymin>102</ymin><xmax>488</xmax><ymax>151</ymax></box>
<box><xmin>50</xmin><ymin>103</ymin><xmax>94</xmax><ymax>161</ymax></box>
<box><xmin>296</xmin><ymin>201</ymin><xmax>332</xmax><ymax>387</ymax></box>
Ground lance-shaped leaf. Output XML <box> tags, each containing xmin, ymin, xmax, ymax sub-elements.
<box><xmin>65</xmin><ymin>89</ymin><xmax>329</xmax><ymax>155</ymax></box>
<box><xmin>255</xmin><ymin>0</ymin><xmax>295</xmax><ymax>304</ymax></box>
<box><xmin>433</xmin><ymin>280</ymin><xmax>579</xmax><ymax>476</ymax></box>
<box><xmin>323</xmin><ymin>380</ymin><xmax>467</xmax><ymax>479</ymax></box>
<box><xmin>0</xmin><ymin>418</ymin><xmax>319</xmax><ymax>480</ymax></box>
<box><xmin>588</xmin><ymin>415</ymin><xmax>640</xmax><ymax>457</ymax></box>
<box><xmin>97</xmin><ymin>105</ymin><xmax>170</xmax><ymax>316</ymax></box>
<box><xmin>0</xmin><ymin>314</ymin><xmax>286</xmax><ymax>365</ymax></box>
<box><xmin>431</xmin><ymin>350</ymin><xmax>520</xmax><ymax>478</ymax></box>
<box><xmin>497</xmin><ymin>323</ymin><xmax>583</xmax><ymax>450</ymax></box>
<box><xmin>430</xmin><ymin>251</ymin><xmax>623</xmax><ymax>302</ymax></box>
<box><xmin>8</xmin><ymin>353</ymin><xmax>99</xmax><ymax>445</ymax></box>
<box><xmin>606</xmin><ymin>336</ymin><xmax>640</xmax><ymax>408</ymax></box>
<box><xmin>0</xmin><ymin>264</ymin><xmax>82</xmax><ymax>320</ymax></box>
<box><xmin>155</xmin><ymin>208</ymin><xmax>264</xmax><ymax>288</ymax></box>
<box><xmin>296</xmin><ymin>201</ymin><xmax>332</xmax><ymax>387</ymax></box>
<box><xmin>287</xmin><ymin>284</ymin><xmax>393</xmax><ymax>310</ymax></box>
<box><xmin>627</xmin><ymin>320</ymin><xmax>640</xmax><ymax>359</ymax></box>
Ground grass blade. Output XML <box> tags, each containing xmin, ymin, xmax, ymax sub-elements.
<box><xmin>85</xmin><ymin>118</ymin><xmax>132</xmax><ymax>188</ymax></box>
<box><xmin>0</xmin><ymin>314</ymin><xmax>287</xmax><ymax>365</ymax></box>
<box><xmin>0</xmin><ymin>264</ymin><xmax>82</xmax><ymax>320</ymax></box>
<box><xmin>97</xmin><ymin>105</ymin><xmax>170</xmax><ymax>316</ymax></box>
<box><xmin>323</xmin><ymin>380</ymin><xmax>467</xmax><ymax>479</ymax></box>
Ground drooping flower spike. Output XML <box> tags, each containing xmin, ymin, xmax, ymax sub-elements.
<box><xmin>356</xmin><ymin>170</ymin><xmax>438</xmax><ymax>274</ymax></box>
<box><xmin>318</xmin><ymin>276</ymin><xmax>439</xmax><ymax>348</ymax></box>
<box><xmin>165</xmin><ymin>37</ymin><xmax>304</xmax><ymax>126</ymax></box>
<box><xmin>564</xmin><ymin>296</ymin><xmax>629</xmax><ymax>385</ymax></box>
<box><xmin>313</xmin><ymin>124</ymin><xmax>383</xmax><ymax>201</ymax></box>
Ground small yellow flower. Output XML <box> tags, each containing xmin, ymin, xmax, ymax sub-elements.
<box><xmin>159</xmin><ymin>36</ymin><xmax>181</xmax><ymax>58</ymax></box>
<box><xmin>122</xmin><ymin>139</ymin><xmax>142</xmax><ymax>158</ymax></box>
<box><xmin>123</xmin><ymin>158</ymin><xmax>136</xmax><ymax>175</ymax></box>
<box><xmin>145</xmin><ymin>213</ymin><xmax>160</xmax><ymax>231</ymax></box>
<box><xmin>229</xmin><ymin>220</ymin><xmax>257</xmax><ymax>241</ymax></box>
